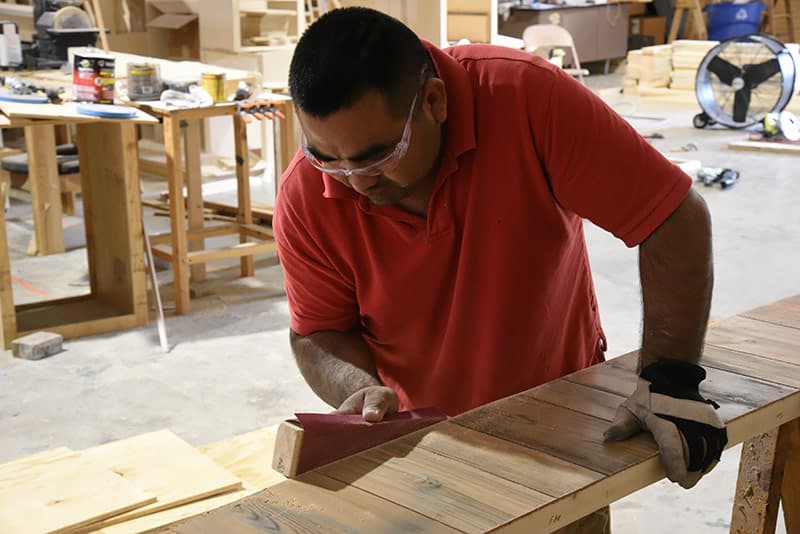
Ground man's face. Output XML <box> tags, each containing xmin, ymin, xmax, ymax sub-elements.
<box><xmin>298</xmin><ymin>81</ymin><xmax>441</xmax><ymax>207</ymax></box>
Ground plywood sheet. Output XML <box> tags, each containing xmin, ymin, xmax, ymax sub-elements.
<box><xmin>0</xmin><ymin>102</ymin><xmax>157</xmax><ymax>124</ymax></box>
<box><xmin>0</xmin><ymin>459</ymin><xmax>155</xmax><ymax>534</ymax></box>
<box><xmin>97</xmin><ymin>426</ymin><xmax>284</xmax><ymax>534</ymax></box>
<box><xmin>80</xmin><ymin>430</ymin><xmax>242</xmax><ymax>529</ymax></box>
<box><xmin>198</xmin><ymin>425</ymin><xmax>285</xmax><ymax>489</ymax></box>
<box><xmin>0</xmin><ymin>448</ymin><xmax>78</xmax><ymax>490</ymax></box>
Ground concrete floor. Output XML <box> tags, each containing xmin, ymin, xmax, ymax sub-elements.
<box><xmin>1</xmin><ymin>75</ymin><xmax>798</xmax><ymax>533</ymax></box>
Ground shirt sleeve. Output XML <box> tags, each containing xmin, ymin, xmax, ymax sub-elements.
<box><xmin>528</xmin><ymin>65</ymin><xmax>692</xmax><ymax>247</ymax></box>
<box><xmin>273</xmin><ymin>189</ymin><xmax>359</xmax><ymax>336</ymax></box>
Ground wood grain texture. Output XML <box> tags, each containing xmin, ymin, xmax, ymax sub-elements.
<box><xmin>198</xmin><ymin>425</ymin><xmax>285</xmax><ymax>490</ymax></box>
<box><xmin>161</xmin><ymin>471</ymin><xmax>459</xmax><ymax>533</ymax></box>
<box><xmin>0</xmin><ymin>459</ymin><xmax>155</xmax><ymax>534</ymax></box>
<box><xmin>317</xmin><ymin>439</ymin><xmax>550</xmax><ymax>533</ymax></box>
<box><xmin>701</xmin><ymin>345</ymin><xmax>800</xmax><ymax>390</ymax></box>
<box><xmin>741</xmin><ymin>295</ymin><xmax>800</xmax><ymax>330</ymax></box>
<box><xmin>0</xmin><ymin>448</ymin><xmax>77</xmax><ymax>490</ymax></box>
<box><xmin>98</xmin><ymin>427</ymin><xmax>285</xmax><ymax>534</ymax></box>
<box><xmin>454</xmin><ymin>394</ymin><xmax>658</xmax><ymax>475</ymax></box>
<box><xmin>706</xmin><ymin>315</ymin><xmax>800</xmax><ymax>365</ymax></box>
<box><xmin>0</xmin><ymin>182</ymin><xmax>17</xmax><ymax>348</ymax></box>
<box><xmin>80</xmin><ymin>430</ymin><xmax>242</xmax><ymax>529</ymax></box>
<box><xmin>414</xmin><ymin>422</ymin><xmax>603</xmax><ymax>498</ymax></box>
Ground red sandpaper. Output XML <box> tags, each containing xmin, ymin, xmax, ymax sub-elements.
<box><xmin>292</xmin><ymin>408</ymin><xmax>447</xmax><ymax>475</ymax></box>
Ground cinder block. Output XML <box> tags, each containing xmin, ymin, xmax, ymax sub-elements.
<box><xmin>11</xmin><ymin>332</ymin><xmax>63</xmax><ymax>360</ymax></box>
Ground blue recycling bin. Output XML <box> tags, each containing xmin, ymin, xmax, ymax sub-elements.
<box><xmin>704</xmin><ymin>1</ymin><xmax>767</xmax><ymax>41</ymax></box>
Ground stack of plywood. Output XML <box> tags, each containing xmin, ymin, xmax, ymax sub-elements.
<box><xmin>669</xmin><ymin>39</ymin><xmax>717</xmax><ymax>91</ymax></box>
<box><xmin>0</xmin><ymin>427</ymin><xmax>285</xmax><ymax>534</ymax></box>
<box><xmin>636</xmin><ymin>44</ymin><xmax>673</xmax><ymax>89</ymax></box>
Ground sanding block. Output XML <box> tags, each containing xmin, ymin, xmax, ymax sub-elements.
<box><xmin>272</xmin><ymin>408</ymin><xmax>447</xmax><ymax>477</ymax></box>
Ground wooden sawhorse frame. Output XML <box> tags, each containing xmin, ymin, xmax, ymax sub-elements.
<box><xmin>162</xmin><ymin>295</ymin><xmax>800</xmax><ymax>533</ymax></box>
<box><xmin>131</xmin><ymin>100</ymin><xmax>297</xmax><ymax>315</ymax></box>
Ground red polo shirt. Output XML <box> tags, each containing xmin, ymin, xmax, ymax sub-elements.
<box><xmin>274</xmin><ymin>43</ymin><xmax>691</xmax><ymax>416</ymax></box>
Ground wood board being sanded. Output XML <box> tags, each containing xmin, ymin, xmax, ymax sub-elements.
<box><xmin>273</xmin><ymin>408</ymin><xmax>448</xmax><ymax>477</ymax></box>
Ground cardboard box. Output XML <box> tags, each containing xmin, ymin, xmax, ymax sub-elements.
<box><xmin>146</xmin><ymin>0</ymin><xmax>199</xmax><ymax>59</ymax></box>
<box><xmin>629</xmin><ymin>16</ymin><xmax>667</xmax><ymax>46</ymax></box>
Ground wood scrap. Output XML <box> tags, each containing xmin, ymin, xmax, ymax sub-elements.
<box><xmin>95</xmin><ymin>427</ymin><xmax>286</xmax><ymax>534</ymax></box>
<box><xmin>0</xmin><ymin>459</ymin><xmax>156</xmax><ymax>534</ymax></box>
<box><xmin>79</xmin><ymin>430</ymin><xmax>243</xmax><ymax>530</ymax></box>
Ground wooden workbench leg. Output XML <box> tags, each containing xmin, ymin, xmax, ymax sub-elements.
<box><xmin>781</xmin><ymin>419</ymin><xmax>800</xmax><ymax>534</ymax></box>
<box><xmin>184</xmin><ymin>119</ymin><xmax>206</xmax><ymax>282</ymax></box>
<box><xmin>76</xmin><ymin>121</ymin><xmax>148</xmax><ymax>325</ymax></box>
<box><xmin>25</xmin><ymin>124</ymin><xmax>65</xmax><ymax>256</ymax></box>
<box><xmin>164</xmin><ymin>117</ymin><xmax>191</xmax><ymax>314</ymax></box>
<box><xmin>0</xmin><ymin>182</ymin><xmax>18</xmax><ymax>348</ymax></box>
<box><xmin>233</xmin><ymin>114</ymin><xmax>254</xmax><ymax>278</ymax></box>
<box><xmin>730</xmin><ymin>420</ymin><xmax>796</xmax><ymax>534</ymax></box>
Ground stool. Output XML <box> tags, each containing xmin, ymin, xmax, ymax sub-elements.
<box><xmin>0</xmin><ymin>144</ymin><xmax>82</xmax><ymax>218</ymax></box>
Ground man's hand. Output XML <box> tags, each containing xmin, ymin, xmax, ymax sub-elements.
<box><xmin>335</xmin><ymin>385</ymin><xmax>399</xmax><ymax>422</ymax></box>
<box><xmin>604</xmin><ymin>359</ymin><xmax>728</xmax><ymax>489</ymax></box>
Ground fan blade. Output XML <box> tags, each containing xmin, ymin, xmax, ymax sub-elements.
<box><xmin>746</xmin><ymin>58</ymin><xmax>781</xmax><ymax>88</ymax></box>
<box><xmin>707</xmin><ymin>56</ymin><xmax>741</xmax><ymax>86</ymax></box>
<box><xmin>733</xmin><ymin>88</ymin><xmax>751</xmax><ymax>123</ymax></box>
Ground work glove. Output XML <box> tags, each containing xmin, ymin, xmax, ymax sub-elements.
<box><xmin>603</xmin><ymin>359</ymin><xmax>728</xmax><ymax>489</ymax></box>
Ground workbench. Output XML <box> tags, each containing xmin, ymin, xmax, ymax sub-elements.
<box><xmin>164</xmin><ymin>295</ymin><xmax>800</xmax><ymax>533</ymax></box>
<box><xmin>0</xmin><ymin>103</ymin><xmax>157</xmax><ymax>348</ymax></box>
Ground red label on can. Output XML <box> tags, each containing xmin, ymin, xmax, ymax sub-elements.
<box><xmin>73</xmin><ymin>53</ymin><xmax>115</xmax><ymax>104</ymax></box>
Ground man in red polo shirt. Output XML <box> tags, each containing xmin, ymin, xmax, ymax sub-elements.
<box><xmin>274</xmin><ymin>7</ymin><xmax>727</xmax><ymax>520</ymax></box>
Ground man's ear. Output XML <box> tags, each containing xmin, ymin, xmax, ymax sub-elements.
<box><xmin>424</xmin><ymin>78</ymin><xmax>448</xmax><ymax>124</ymax></box>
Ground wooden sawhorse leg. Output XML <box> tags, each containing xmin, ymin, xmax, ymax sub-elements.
<box><xmin>731</xmin><ymin>418</ymin><xmax>800</xmax><ymax>533</ymax></box>
<box><xmin>164</xmin><ymin>116</ymin><xmax>191</xmax><ymax>315</ymax></box>
<box><xmin>183</xmin><ymin>119</ymin><xmax>206</xmax><ymax>283</ymax></box>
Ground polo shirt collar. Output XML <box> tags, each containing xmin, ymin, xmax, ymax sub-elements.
<box><xmin>321</xmin><ymin>41</ymin><xmax>477</xmax><ymax>200</ymax></box>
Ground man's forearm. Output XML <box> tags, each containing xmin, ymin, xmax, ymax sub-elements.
<box><xmin>638</xmin><ymin>190</ymin><xmax>713</xmax><ymax>369</ymax></box>
<box><xmin>289</xmin><ymin>329</ymin><xmax>381</xmax><ymax>408</ymax></box>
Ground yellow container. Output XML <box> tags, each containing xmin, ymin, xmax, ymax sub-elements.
<box><xmin>201</xmin><ymin>72</ymin><xmax>226</xmax><ymax>104</ymax></box>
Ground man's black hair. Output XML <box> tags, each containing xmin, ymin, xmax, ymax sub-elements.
<box><xmin>289</xmin><ymin>7</ymin><xmax>431</xmax><ymax>119</ymax></box>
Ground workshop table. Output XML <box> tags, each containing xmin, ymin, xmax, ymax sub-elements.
<box><xmin>129</xmin><ymin>97</ymin><xmax>297</xmax><ymax>315</ymax></box>
<box><xmin>164</xmin><ymin>295</ymin><xmax>800</xmax><ymax>533</ymax></box>
<box><xmin>0</xmin><ymin>102</ymin><xmax>157</xmax><ymax>348</ymax></box>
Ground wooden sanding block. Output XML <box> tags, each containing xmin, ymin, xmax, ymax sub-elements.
<box><xmin>272</xmin><ymin>408</ymin><xmax>447</xmax><ymax>477</ymax></box>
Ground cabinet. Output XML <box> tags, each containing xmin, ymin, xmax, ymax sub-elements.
<box><xmin>198</xmin><ymin>0</ymin><xmax>306</xmax><ymax>53</ymax></box>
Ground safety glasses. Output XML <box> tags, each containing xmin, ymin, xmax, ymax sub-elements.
<box><xmin>301</xmin><ymin>67</ymin><xmax>428</xmax><ymax>177</ymax></box>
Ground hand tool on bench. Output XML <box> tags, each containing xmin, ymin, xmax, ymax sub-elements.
<box><xmin>272</xmin><ymin>408</ymin><xmax>447</xmax><ymax>477</ymax></box>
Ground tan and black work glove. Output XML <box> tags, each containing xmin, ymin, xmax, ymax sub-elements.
<box><xmin>604</xmin><ymin>359</ymin><xmax>728</xmax><ymax>489</ymax></box>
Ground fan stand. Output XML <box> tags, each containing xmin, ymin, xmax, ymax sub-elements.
<box><xmin>668</xmin><ymin>0</ymin><xmax>708</xmax><ymax>42</ymax></box>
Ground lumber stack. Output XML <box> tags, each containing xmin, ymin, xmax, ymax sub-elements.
<box><xmin>624</xmin><ymin>39</ymin><xmax>800</xmax><ymax>109</ymax></box>
<box><xmin>0</xmin><ymin>427</ymin><xmax>285</xmax><ymax>534</ymax></box>
<box><xmin>670</xmin><ymin>39</ymin><xmax>717</xmax><ymax>91</ymax></box>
